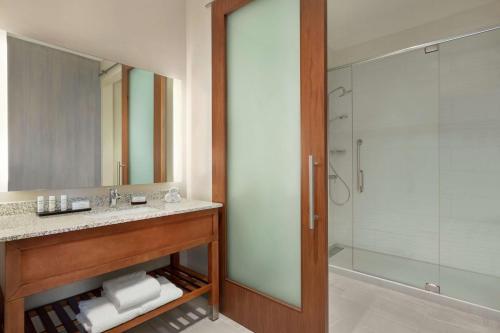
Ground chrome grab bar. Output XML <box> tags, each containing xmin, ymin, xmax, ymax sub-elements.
<box><xmin>357</xmin><ymin>139</ymin><xmax>364</xmax><ymax>193</ymax></box>
<box><xmin>309</xmin><ymin>155</ymin><xmax>319</xmax><ymax>230</ymax></box>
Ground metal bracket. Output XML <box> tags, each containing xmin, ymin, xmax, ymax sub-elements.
<box><xmin>425</xmin><ymin>282</ymin><xmax>441</xmax><ymax>294</ymax></box>
<box><xmin>424</xmin><ymin>44</ymin><xmax>439</xmax><ymax>54</ymax></box>
<box><xmin>210</xmin><ymin>304</ymin><xmax>220</xmax><ymax>321</ymax></box>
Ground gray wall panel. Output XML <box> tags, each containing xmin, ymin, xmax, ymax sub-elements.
<box><xmin>8</xmin><ymin>37</ymin><xmax>101</xmax><ymax>191</ymax></box>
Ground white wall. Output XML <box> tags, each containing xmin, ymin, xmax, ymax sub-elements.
<box><xmin>329</xmin><ymin>1</ymin><xmax>500</xmax><ymax>68</ymax></box>
<box><xmin>0</xmin><ymin>0</ymin><xmax>186</xmax><ymax>80</ymax></box>
<box><xmin>184</xmin><ymin>0</ymin><xmax>213</xmax><ymax>274</ymax></box>
<box><xmin>186</xmin><ymin>0</ymin><xmax>212</xmax><ymax>202</ymax></box>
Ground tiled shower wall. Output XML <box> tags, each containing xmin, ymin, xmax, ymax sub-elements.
<box><xmin>328</xmin><ymin>66</ymin><xmax>353</xmax><ymax>255</ymax></box>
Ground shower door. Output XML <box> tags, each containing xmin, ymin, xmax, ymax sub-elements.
<box><xmin>352</xmin><ymin>48</ymin><xmax>440</xmax><ymax>289</ymax></box>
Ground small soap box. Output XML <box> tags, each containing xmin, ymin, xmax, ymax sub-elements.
<box><xmin>131</xmin><ymin>195</ymin><xmax>147</xmax><ymax>205</ymax></box>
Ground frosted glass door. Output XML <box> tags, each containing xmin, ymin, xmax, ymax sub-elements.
<box><xmin>352</xmin><ymin>49</ymin><xmax>440</xmax><ymax>289</ymax></box>
<box><xmin>226</xmin><ymin>0</ymin><xmax>301</xmax><ymax>307</ymax></box>
<box><xmin>129</xmin><ymin>68</ymin><xmax>154</xmax><ymax>185</ymax></box>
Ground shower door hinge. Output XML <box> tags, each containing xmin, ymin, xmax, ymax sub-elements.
<box><xmin>425</xmin><ymin>282</ymin><xmax>441</xmax><ymax>294</ymax></box>
<box><xmin>424</xmin><ymin>45</ymin><xmax>439</xmax><ymax>54</ymax></box>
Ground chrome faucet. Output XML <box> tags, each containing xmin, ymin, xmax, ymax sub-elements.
<box><xmin>109</xmin><ymin>188</ymin><xmax>121</xmax><ymax>207</ymax></box>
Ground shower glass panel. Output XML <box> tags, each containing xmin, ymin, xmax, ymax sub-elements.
<box><xmin>439</xmin><ymin>29</ymin><xmax>500</xmax><ymax>310</ymax></box>
<box><xmin>329</xmin><ymin>27</ymin><xmax>500</xmax><ymax>312</ymax></box>
<box><xmin>352</xmin><ymin>48</ymin><xmax>440</xmax><ymax>289</ymax></box>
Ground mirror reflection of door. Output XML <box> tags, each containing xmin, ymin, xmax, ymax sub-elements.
<box><xmin>101</xmin><ymin>64</ymin><xmax>172</xmax><ymax>186</ymax></box>
<box><xmin>124</xmin><ymin>66</ymin><xmax>172</xmax><ymax>185</ymax></box>
<box><xmin>100</xmin><ymin>62</ymin><xmax>123</xmax><ymax>187</ymax></box>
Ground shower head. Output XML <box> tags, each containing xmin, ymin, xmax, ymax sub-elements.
<box><xmin>328</xmin><ymin>86</ymin><xmax>352</xmax><ymax>98</ymax></box>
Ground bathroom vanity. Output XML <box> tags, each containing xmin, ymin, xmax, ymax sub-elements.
<box><xmin>0</xmin><ymin>200</ymin><xmax>221</xmax><ymax>332</ymax></box>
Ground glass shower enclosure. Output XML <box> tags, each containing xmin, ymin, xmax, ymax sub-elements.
<box><xmin>328</xmin><ymin>27</ymin><xmax>500</xmax><ymax>311</ymax></box>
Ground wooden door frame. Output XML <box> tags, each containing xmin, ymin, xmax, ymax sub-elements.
<box><xmin>154</xmin><ymin>74</ymin><xmax>167</xmax><ymax>183</ymax></box>
<box><xmin>121</xmin><ymin>65</ymin><xmax>167</xmax><ymax>185</ymax></box>
<box><xmin>211</xmin><ymin>0</ymin><xmax>328</xmax><ymax>332</ymax></box>
<box><xmin>121</xmin><ymin>64</ymin><xmax>132</xmax><ymax>185</ymax></box>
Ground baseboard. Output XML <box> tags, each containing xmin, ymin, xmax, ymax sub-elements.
<box><xmin>330</xmin><ymin>265</ymin><xmax>500</xmax><ymax>322</ymax></box>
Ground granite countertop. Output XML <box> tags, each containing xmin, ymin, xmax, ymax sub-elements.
<box><xmin>0</xmin><ymin>199</ymin><xmax>222</xmax><ymax>242</ymax></box>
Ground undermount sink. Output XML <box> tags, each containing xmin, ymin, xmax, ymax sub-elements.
<box><xmin>87</xmin><ymin>206</ymin><xmax>161</xmax><ymax>219</ymax></box>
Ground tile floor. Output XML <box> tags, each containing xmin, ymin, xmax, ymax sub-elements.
<box><xmin>128</xmin><ymin>296</ymin><xmax>251</xmax><ymax>333</ymax></box>
<box><xmin>129</xmin><ymin>272</ymin><xmax>500</xmax><ymax>332</ymax></box>
<box><xmin>330</xmin><ymin>245</ymin><xmax>500</xmax><ymax>310</ymax></box>
<box><xmin>330</xmin><ymin>272</ymin><xmax>500</xmax><ymax>333</ymax></box>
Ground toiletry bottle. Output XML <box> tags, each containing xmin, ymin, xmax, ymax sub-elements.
<box><xmin>48</xmin><ymin>196</ymin><xmax>56</xmax><ymax>212</ymax></box>
<box><xmin>60</xmin><ymin>195</ymin><xmax>67</xmax><ymax>211</ymax></box>
<box><xmin>37</xmin><ymin>196</ymin><xmax>45</xmax><ymax>213</ymax></box>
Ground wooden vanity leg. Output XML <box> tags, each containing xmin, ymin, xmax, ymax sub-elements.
<box><xmin>170</xmin><ymin>252</ymin><xmax>180</xmax><ymax>267</ymax></box>
<box><xmin>208</xmin><ymin>240</ymin><xmax>219</xmax><ymax>321</ymax></box>
<box><xmin>5</xmin><ymin>298</ymin><xmax>24</xmax><ymax>333</ymax></box>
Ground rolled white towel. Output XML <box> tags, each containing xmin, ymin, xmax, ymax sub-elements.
<box><xmin>103</xmin><ymin>272</ymin><xmax>161</xmax><ymax>312</ymax></box>
<box><xmin>102</xmin><ymin>271</ymin><xmax>146</xmax><ymax>291</ymax></box>
<box><xmin>140</xmin><ymin>276</ymin><xmax>183</xmax><ymax>314</ymax></box>
<box><xmin>77</xmin><ymin>277</ymin><xmax>183</xmax><ymax>333</ymax></box>
<box><xmin>76</xmin><ymin>297</ymin><xmax>139</xmax><ymax>333</ymax></box>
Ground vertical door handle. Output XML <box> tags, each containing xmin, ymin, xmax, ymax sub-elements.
<box><xmin>116</xmin><ymin>161</ymin><xmax>121</xmax><ymax>186</ymax></box>
<box><xmin>357</xmin><ymin>139</ymin><xmax>364</xmax><ymax>193</ymax></box>
<box><xmin>309</xmin><ymin>155</ymin><xmax>319</xmax><ymax>230</ymax></box>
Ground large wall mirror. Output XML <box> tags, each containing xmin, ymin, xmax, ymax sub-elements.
<box><xmin>3</xmin><ymin>35</ymin><xmax>180</xmax><ymax>192</ymax></box>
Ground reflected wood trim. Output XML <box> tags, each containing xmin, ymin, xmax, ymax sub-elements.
<box><xmin>212</xmin><ymin>0</ymin><xmax>328</xmax><ymax>332</ymax></box>
<box><xmin>121</xmin><ymin>65</ymin><xmax>133</xmax><ymax>185</ymax></box>
<box><xmin>154</xmin><ymin>74</ymin><xmax>167</xmax><ymax>183</ymax></box>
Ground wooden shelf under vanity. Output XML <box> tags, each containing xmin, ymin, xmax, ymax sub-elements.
<box><xmin>25</xmin><ymin>265</ymin><xmax>211</xmax><ymax>333</ymax></box>
<box><xmin>0</xmin><ymin>206</ymin><xmax>220</xmax><ymax>333</ymax></box>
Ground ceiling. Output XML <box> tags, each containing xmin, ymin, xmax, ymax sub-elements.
<box><xmin>328</xmin><ymin>0</ymin><xmax>497</xmax><ymax>51</ymax></box>
<box><xmin>0</xmin><ymin>0</ymin><xmax>187</xmax><ymax>79</ymax></box>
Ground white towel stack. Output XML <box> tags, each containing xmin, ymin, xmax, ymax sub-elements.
<box><xmin>103</xmin><ymin>271</ymin><xmax>161</xmax><ymax>311</ymax></box>
<box><xmin>76</xmin><ymin>272</ymin><xmax>183</xmax><ymax>333</ymax></box>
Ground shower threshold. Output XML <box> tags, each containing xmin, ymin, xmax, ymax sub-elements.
<box><xmin>328</xmin><ymin>244</ymin><xmax>500</xmax><ymax>312</ymax></box>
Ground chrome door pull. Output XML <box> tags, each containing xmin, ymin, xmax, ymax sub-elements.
<box><xmin>117</xmin><ymin>161</ymin><xmax>126</xmax><ymax>186</ymax></box>
<box><xmin>357</xmin><ymin>139</ymin><xmax>364</xmax><ymax>193</ymax></box>
<box><xmin>116</xmin><ymin>161</ymin><xmax>121</xmax><ymax>186</ymax></box>
<box><xmin>309</xmin><ymin>155</ymin><xmax>319</xmax><ymax>230</ymax></box>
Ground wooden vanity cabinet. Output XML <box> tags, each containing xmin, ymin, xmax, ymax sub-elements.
<box><xmin>0</xmin><ymin>208</ymin><xmax>219</xmax><ymax>333</ymax></box>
